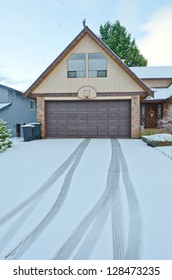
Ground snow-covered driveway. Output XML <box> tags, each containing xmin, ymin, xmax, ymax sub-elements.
<box><xmin>0</xmin><ymin>138</ymin><xmax>171</xmax><ymax>260</ymax></box>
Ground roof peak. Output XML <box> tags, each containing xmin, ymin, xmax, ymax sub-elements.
<box><xmin>24</xmin><ymin>26</ymin><xmax>153</xmax><ymax>97</ymax></box>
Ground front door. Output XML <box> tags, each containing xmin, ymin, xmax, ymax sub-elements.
<box><xmin>16</xmin><ymin>124</ymin><xmax>21</xmax><ymax>137</ymax></box>
<box><xmin>145</xmin><ymin>104</ymin><xmax>158</xmax><ymax>128</ymax></box>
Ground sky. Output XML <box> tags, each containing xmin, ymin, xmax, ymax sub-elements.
<box><xmin>0</xmin><ymin>0</ymin><xmax>172</xmax><ymax>91</ymax></box>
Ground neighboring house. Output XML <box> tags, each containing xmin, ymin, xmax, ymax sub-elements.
<box><xmin>25</xmin><ymin>26</ymin><xmax>153</xmax><ymax>139</ymax></box>
<box><xmin>0</xmin><ymin>84</ymin><xmax>37</xmax><ymax>137</ymax></box>
<box><xmin>131</xmin><ymin>66</ymin><xmax>172</xmax><ymax>129</ymax></box>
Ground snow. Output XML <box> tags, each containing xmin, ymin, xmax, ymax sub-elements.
<box><xmin>149</xmin><ymin>84</ymin><xmax>172</xmax><ymax>100</ymax></box>
<box><xmin>118</xmin><ymin>139</ymin><xmax>172</xmax><ymax>259</ymax></box>
<box><xmin>130</xmin><ymin>66</ymin><xmax>172</xmax><ymax>79</ymax></box>
<box><xmin>21</xmin><ymin>124</ymin><xmax>35</xmax><ymax>127</ymax></box>
<box><xmin>0</xmin><ymin>103</ymin><xmax>11</xmax><ymax>110</ymax></box>
<box><xmin>130</xmin><ymin>66</ymin><xmax>172</xmax><ymax>100</ymax></box>
<box><xmin>153</xmin><ymin>86</ymin><xmax>172</xmax><ymax>100</ymax></box>
<box><xmin>156</xmin><ymin>146</ymin><xmax>172</xmax><ymax>160</ymax></box>
<box><xmin>0</xmin><ymin>138</ymin><xmax>172</xmax><ymax>260</ymax></box>
<box><xmin>144</xmin><ymin>133</ymin><xmax>172</xmax><ymax>142</ymax></box>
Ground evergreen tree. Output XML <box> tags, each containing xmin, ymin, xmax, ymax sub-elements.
<box><xmin>99</xmin><ymin>20</ymin><xmax>147</xmax><ymax>67</ymax></box>
<box><xmin>0</xmin><ymin>118</ymin><xmax>12</xmax><ymax>153</ymax></box>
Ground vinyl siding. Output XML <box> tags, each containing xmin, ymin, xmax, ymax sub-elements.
<box><xmin>33</xmin><ymin>35</ymin><xmax>144</xmax><ymax>94</ymax></box>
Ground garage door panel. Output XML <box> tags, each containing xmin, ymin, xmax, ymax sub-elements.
<box><xmin>57</xmin><ymin>120</ymin><xmax>68</xmax><ymax>125</ymax></box>
<box><xmin>77</xmin><ymin>113</ymin><xmax>87</xmax><ymax>118</ymax></box>
<box><xmin>77</xmin><ymin>119</ymin><xmax>88</xmax><ymax>124</ymax></box>
<box><xmin>46</xmin><ymin>100</ymin><xmax>131</xmax><ymax>138</ymax></box>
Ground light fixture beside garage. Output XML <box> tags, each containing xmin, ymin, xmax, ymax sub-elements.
<box><xmin>78</xmin><ymin>86</ymin><xmax>97</xmax><ymax>99</ymax></box>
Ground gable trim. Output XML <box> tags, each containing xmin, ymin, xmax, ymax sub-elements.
<box><xmin>24</xmin><ymin>26</ymin><xmax>153</xmax><ymax>97</ymax></box>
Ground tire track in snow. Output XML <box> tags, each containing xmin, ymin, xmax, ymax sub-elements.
<box><xmin>74</xmin><ymin>195</ymin><xmax>111</xmax><ymax>260</ymax></box>
<box><xmin>111</xmin><ymin>188</ymin><xmax>125</xmax><ymax>260</ymax></box>
<box><xmin>0</xmin><ymin>139</ymin><xmax>86</xmax><ymax>228</ymax></box>
<box><xmin>4</xmin><ymin>139</ymin><xmax>90</xmax><ymax>260</ymax></box>
<box><xmin>0</xmin><ymin>139</ymin><xmax>86</xmax><ymax>254</ymax></box>
<box><xmin>52</xmin><ymin>195</ymin><xmax>105</xmax><ymax>260</ymax></box>
<box><xmin>116</xmin><ymin>140</ymin><xmax>142</xmax><ymax>260</ymax></box>
<box><xmin>53</xmin><ymin>139</ymin><xmax>120</xmax><ymax>260</ymax></box>
<box><xmin>73</xmin><ymin>139</ymin><xmax>120</xmax><ymax>260</ymax></box>
<box><xmin>0</xmin><ymin>205</ymin><xmax>34</xmax><ymax>253</ymax></box>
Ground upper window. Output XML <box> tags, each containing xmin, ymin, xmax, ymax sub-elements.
<box><xmin>67</xmin><ymin>53</ymin><xmax>86</xmax><ymax>78</ymax></box>
<box><xmin>88</xmin><ymin>53</ymin><xmax>107</xmax><ymax>78</ymax></box>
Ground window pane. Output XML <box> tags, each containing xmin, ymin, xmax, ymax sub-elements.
<box><xmin>157</xmin><ymin>104</ymin><xmax>163</xmax><ymax>119</ymax></box>
<box><xmin>29</xmin><ymin>100</ymin><xmax>35</xmax><ymax>110</ymax></box>
<box><xmin>67</xmin><ymin>53</ymin><xmax>86</xmax><ymax>78</ymax></box>
<box><xmin>88</xmin><ymin>53</ymin><xmax>106</xmax><ymax>60</ymax></box>
<box><xmin>88</xmin><ymin>70</ymin><xmax>97</xmax><ymax>78</ymax></box>
<box><xmin>97</xmin><ymin>70</ymin><xmax>107</xmax><ymax>77</ymax></box>
<box><xmin>88</xmin><ymin>53</ymin><xmax>107</xmax><ymax>78</ymax></box>
<box><xmin>69</xmin><ymin>53</ymin><xmax>86</xmax><ymax>60</ymax></box>
<box><xmin>77</xmin><ymin>71</ymin><xmax>86</xmax><ymax>78</ymax></box>
<box><xmin>67</xmin><ymin>71</ymin><xmax>77</xmax><ymax>78</ymax></box>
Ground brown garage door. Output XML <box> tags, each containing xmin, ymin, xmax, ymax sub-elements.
<box><xmin>45</xmin><ymin>100</ymin><xmax>131</xmax><ymax>138</ymax></box>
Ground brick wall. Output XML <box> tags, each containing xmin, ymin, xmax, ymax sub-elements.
<box><xmin>131</xmin><ymin>96</ymin><xmax>140</xmax><ymax>138</ymax></box>
<box><xmin>37</xmin><ymin>97</ymin><xmax>45</xmax><ymax>138</ymax></box>
<box><xmin>164</xmin><ymin>102</ymin><xmax>172</xmax><ymax>118</ymax></box>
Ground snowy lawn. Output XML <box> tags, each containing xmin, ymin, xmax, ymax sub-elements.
<box><xmin>0</xmin><ymin>138</ymin><xmax>171</xmax><ymax>260</ymax></box>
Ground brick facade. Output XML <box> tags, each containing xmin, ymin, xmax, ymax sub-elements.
<box><xmin>131</xmin><ymin>96</ymin><xmax>140</xmax><ymax>138</ymax></box>
<box><xmin>37</xmin><ymin>97</ymin><xmax>46</xmax><ymax>138</ymax></box>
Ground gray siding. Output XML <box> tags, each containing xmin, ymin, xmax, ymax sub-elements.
<box><xmin>0</xmin><ymin>85</ymin><xmax>37</xmax><ymax>137</ymax></box>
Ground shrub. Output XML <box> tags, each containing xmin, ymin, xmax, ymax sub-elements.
<box><xmin>0</xmin><ymin>118</ymin><xmax>12</xmax><ymax>153</ymax></box>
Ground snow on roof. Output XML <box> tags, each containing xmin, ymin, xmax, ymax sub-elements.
<box><xmin>0</xmin><ymin>103</ymin><xmax>11</xmax><ymax>110</ymax></box>
<box><xmin>0</xmin><ymin>84</ymin><xmax>22</xmax><ymax>95</ymax></box>
<box><xmin>149</xmin><ymin>84</ymin><xmax>172</xmax><ymax>100</ymax></box>
<box><xmin>130</xmin><ymin>66</ymin><xmax>172</xmax><ymax>79</ymax></box>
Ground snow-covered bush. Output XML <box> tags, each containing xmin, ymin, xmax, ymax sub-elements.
<box><xmin>142</xmin><ymin>133</ymin><xmax>172</xmax><ymax>147</ymax></box>
<box><xmin>158</xmin><ymin>109</ymin><xmax>172</xmax><ymax>133</ymax></box>
<box><xmin>0</xmin><ymin>118</ymin><xmax>12</xmax><ymax>153</ymax></box>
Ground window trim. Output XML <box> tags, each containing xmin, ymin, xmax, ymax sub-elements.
<box><xmin>67</xmin><ymin>52</ymin><xmax>108</xmax><ymax>78</ymax></box>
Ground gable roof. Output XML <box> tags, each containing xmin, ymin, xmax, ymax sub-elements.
<box><xmin>24</xmin><ymin>26</ymin><xmax>153</xmax><ymax>97</ymax></box>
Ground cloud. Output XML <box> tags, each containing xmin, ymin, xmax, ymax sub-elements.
<box><xmin>137</xmin><ymin>6</ymin><xmax>172</xmax><ymax>66</ymax></box>
<box><xmin>0</xmin><ymin>72</ymin><xmax>33</xmax><ymax>92</ymax></box>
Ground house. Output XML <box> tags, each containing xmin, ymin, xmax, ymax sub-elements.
<box><xmin>0</xmin><ymin>84</ymin><xmax>37</xmax><ymax>137</ymax></box>
<box><xmin>24</xmin><ymin>26</ymin><xmax>153</xmax><ymax>139</ymax></box>
<box><xmin>131</xmin><ymin>66</ymin><xmax>172</xmax><ymax>129</ymax></box>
